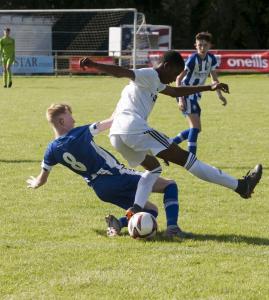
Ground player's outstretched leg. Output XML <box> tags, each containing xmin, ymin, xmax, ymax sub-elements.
<box><xmin>157</xmin><ymin>143</ymin><xmax>263</xmax><ymax>198</ymax></box>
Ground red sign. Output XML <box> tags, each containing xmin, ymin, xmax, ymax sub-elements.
<box><xmin>149</xmin><ymin>50</ymin><xmax>269</xmax><ymax>73</ymax></box>
<box><xmin>69</xmin><ymin>56</ymin><xmax>114</xmax><ymax>73</ymax></box>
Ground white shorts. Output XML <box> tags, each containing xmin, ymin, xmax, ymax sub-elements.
<box><xmin>110</xmin><ymin>129</ymin><xmax>172</xmax><ymax>167</ymax></box>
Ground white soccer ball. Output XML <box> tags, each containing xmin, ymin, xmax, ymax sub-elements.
<box><xmin>128</xmin><ymin>212</ymin><xmax>157</xmax><ymax>239</ymax></box>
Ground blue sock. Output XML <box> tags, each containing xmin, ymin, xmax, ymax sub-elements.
<box><xmin>173</xmin><ymin>129</ymin><xmax>190</xmax><ymax>144</ymax></box>
<box><xmin>119</xmin><ymin>217</ymin><xmax>128</xmax><ymax>228</ymax></box>
<box><xmin>188</xmin><ymin>128</ymin><xmax>199</xmax><ymax>155</ymax></box>
<box><xmin>118</xmin><ymin>209</ymin><xmax>158</xmax><ymax>228</ymax></box>
<box><xmin>163</xmin><ymin>183</ymin><xmax>179</xmax><ymax>227</ymax></box>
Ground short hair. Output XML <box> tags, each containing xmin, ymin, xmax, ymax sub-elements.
<box><xmin>161</xmin><ymin>50</ymin><xmax>185</xmax><ymax>70</ymax></box>
<box><xmin>195</xmin><ymin>32</ymin><xmax>212</xmax><ymax>43</ymax></box>
<box><xmin>46</xmin><ymin>103</ymin><xmax>72</xmax><ymax>123</ymax></box>
<box><xmin>4</xmin><ymin>27</ymin><xmax>10</xmax><ymax>32</ymax></box>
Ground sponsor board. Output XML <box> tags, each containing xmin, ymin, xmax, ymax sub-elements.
<box><xmin>149</xmin><ymin>50</ymin><xmax>269</xmax><ymax>72</ymax></box>
<box><xmin>0</xmin><ymin>55</ymin><xmax>54</xmax><ymax>74</ymax></box>
<box><xmin>70</xmin><ymin>56</ymin><xmax>114</xmax><ymax>73</ymax></box>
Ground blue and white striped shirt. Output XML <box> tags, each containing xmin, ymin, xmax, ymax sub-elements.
<box><xmin>182</xmin><ymin>52</ymin><xmax>218</xmax><ymax>101</ymax></box>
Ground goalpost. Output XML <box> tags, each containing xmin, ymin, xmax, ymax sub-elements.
<box><xmin>0</xmin><ymin>9</ymin><xmax>146</xmax><ymax>74</ymax></box>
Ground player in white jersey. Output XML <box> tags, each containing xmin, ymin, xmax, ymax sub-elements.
<box><xmin>173</xmin><ymin>32</ymin><xmax>227</xmax><ymax>154</ymax></box>
<box><xmin>80</xmin><ymin>52</ymin><xmax>262</xmax><ymax>219</ymax></box>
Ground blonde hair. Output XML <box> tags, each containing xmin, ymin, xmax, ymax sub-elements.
<box><xmin>46</xmin><ymin>103</ymin><xmax>72</xmax><ymax>123</ymax></box>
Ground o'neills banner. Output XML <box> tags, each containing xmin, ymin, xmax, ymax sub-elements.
<box><xmin>70</xmin><ymin>56</ymin><xmax>114</xmax><ymax>73</ymax></box>
<box><xmin>149</xmin><ymin>50</ymin><xmax>269</xmax><ymax>73</ymax></box>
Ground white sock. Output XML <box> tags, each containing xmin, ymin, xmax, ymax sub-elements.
<box><xmin>134</xmin><ymin>166</ymin><xmax>162</xmax><ymax>209</ymax></box>
<box><xmin>184</xmin><ymin>153</ymin><xmax>238</xmax><ymax>190</ymax></box>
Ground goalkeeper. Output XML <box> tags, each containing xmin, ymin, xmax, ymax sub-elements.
<box><xmin>0</xmin><ymin>27</ymin><xmax>15</xmax><ymax>88</ymax></box>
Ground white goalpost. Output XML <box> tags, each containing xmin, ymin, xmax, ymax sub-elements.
<box><xmin>0</xmin><ymin>9</ymin><xmax>171</xmax><ymax>75</ymax></box>
<box><xmin>0</xmin><ymin>9</ymin><xmax>145</xmax><ymax>74</ymax></box>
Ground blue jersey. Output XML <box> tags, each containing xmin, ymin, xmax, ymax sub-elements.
<box><xmin>182</xmin><ymin>52</ymin><xmax>218</xmax><ymax>101</ymax></box>
<box><xmin>42</xmin><ymin>125</ymin><xmax>139</xmax><ymax>186</ymax></box>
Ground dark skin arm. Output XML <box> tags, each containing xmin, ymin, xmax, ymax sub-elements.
<box><xmin>80</xmin><ymin>57</ymin><xmax>230</xmax><ymax>98</ymax></box>
<box><xmin>160</xmin><ymin>82</ymin><xmax>229</xmax><ymax>97</ymax></box>
<box><xmin>80</xmin><ymin>57</ymin><xmax>135</xmax><ymax>80</ymax></box>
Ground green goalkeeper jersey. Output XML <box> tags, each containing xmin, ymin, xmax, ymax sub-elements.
<box><xmin>0</xmin><ymin>36</ymin><xmax>15</xmax><ymax>59</ymax></box>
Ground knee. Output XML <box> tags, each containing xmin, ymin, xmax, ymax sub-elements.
<box><xmin>164</xmin><ymin>181</ymin><xmax>178</xmax><ymax>194</ymax></box>
<box><xmin>163</xmin><ymin>179</ymin><xmax>176</xmax><ymax>189</ymax></box>
<box><xmin>144</xmin><ymin>202</ymin><xmax>158</xmax><ymax>216</ymax></box>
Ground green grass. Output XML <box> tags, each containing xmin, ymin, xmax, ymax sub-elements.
<box><xmin>0</xmin><ymin>75</ymin><xmax>268</xmax><ymax>299</ymax></box>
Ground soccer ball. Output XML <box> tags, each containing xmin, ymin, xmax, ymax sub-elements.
<box><xmin>128</xmin><ymin>212</ymin><xmax>157</xmax><ymax>239</ymax></box>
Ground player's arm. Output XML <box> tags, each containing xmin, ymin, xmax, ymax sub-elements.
<box><xmin>176</xmin><ymin>70</ymin><xmax>187</xmax><ymax>86</ymax></box>
<box><xmin>160</xmin><ymin>82</ymin><xmax>229</xmax><ymax>98</ymax></box>
<box><xmin>80</xmin><ymin>57</ymin><xmax>135</xmax><ymax>80</ymax></box>
<box><xmin>175</xmin><ymin>70</ymin><xmax>188</xmax><ymax>111</ymax></box>
<box><xmin>26</xmin><ymin>168</ymin><xmax>50</xmax><ymax>189</ymax></box>
<box><xmin>210</xmin><ymin>70</ymin><xmax>227</xmax><ymax>106</ymax></box>
<box><xmin>89</xmin><ymin>111</ymin><xmax>115</xmax><ymax>136</ymax></box>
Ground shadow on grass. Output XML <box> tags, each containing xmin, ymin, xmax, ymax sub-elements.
<box><xmin>189</xmin><ymin>233</ymin><xmax>269</xmax><ymax>246</ymax></box>
<box><xmin>0</xmin><ymin>159</ymin><xmax>40</xmax><ymax>163</ymax></box>
<box><xmin>93</xmin><ymin>229</ymin><xmax>269</xmax><ymax>245</ymax></box>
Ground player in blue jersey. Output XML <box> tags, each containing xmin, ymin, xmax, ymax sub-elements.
<box><xmin>173</xmin><ymin>32</ymin><xmax>227</xmax><ymax>155</ymax></box>
<box><xmin>26</xmin><ymin>103</ymin><xmax>191</xmax><ymax>239</ymax></box>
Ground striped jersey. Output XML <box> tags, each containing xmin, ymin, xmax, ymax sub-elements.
<box><xmin>42</xmin><ymin>125</ymin><xmax>139</xmax><ymax>185</ymax></box>
<box><xmin>182</xmin><ymin>52</ymin><xmax>218</xmax><ymax>87</ymax></box>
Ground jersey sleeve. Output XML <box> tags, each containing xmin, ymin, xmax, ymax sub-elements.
<box><xmin>133</xmin><ymin>68</ymin><xmax>166</xmax><ymax>92</ymax></box>
<box><xmin>41</xmin><ymin>142</ymin><xmax>57</xmax><ymax>171</ymax></box>
<box><xmin>210</xmin><ymin>54</ymin><xmax>218</xmax><ymax>71</ymax></box>
<box><xmin>89</xmin><ymin>122</ymin><xmax>99</xmax><ymax>137</ymax></box>
<box><xmin>185</xmin><ymin>54</ymin><xmax>196</xmax><ymax>72</ymax></box>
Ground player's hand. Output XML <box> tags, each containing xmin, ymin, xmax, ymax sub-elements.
<box><xmin>218</xmin><ymin>94</ymin><xmax>227</xmax><ymax>106</ymax></box>
<box><xmin>26</xmin><ymin>176</ymin><xmax>39</xmax><ymax>189</ymax></box>
<box><xmin>79</xmin><ymin>57</ymin><xmax>95</xmax><ymax>69</ymax></box>
<box><xmin>177</xmin><ymin>97</ymin><xmax>186</xmax><ymax>111</ymax></box>
<box><xmin>126</xmin><ymin>205</ymin><xmax>142</xmax><ymax>221</ymax></box>
<box><xmin>211</xmin><ymin>82</ymin><xmax>229</xmax><ymax>93</ymax></box>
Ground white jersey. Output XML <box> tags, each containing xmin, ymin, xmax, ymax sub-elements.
<box><xmin>110</xmin><ymin>68</ymin><xmax>166</xmax><ymax>135</ymax></box>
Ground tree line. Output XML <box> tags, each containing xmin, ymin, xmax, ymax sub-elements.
<box><xmin>1</xmin><ymin>0</ymin><xmax>269</xmax><ymax>49</ymax></box>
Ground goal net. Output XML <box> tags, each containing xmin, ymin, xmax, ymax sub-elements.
<box><xmin>0</xmin><ymin>9</ymin><xmax>145</xmax><ymax>74</ymax></box>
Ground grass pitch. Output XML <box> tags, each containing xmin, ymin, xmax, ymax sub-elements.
<box><xmin>0</xmin><ymin>75</ymin><xmax>268</xmax><ymax>299</ymax></box>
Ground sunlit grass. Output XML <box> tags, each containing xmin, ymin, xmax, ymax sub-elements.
<box><xmin>0</xmin><ymin>75</ymin><xmax>268</xmax><ymax>299</ymax></box>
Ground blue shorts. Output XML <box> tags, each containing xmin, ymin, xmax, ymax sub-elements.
<box><xmin>182</xmin><ymin>94</ymin><xmax>201</xmax><ymax>116</ymax></box>
<box><xmin>91</xmin><ymin>173</ymin><xmax>141</xmax><ymax>209</ymax></box>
